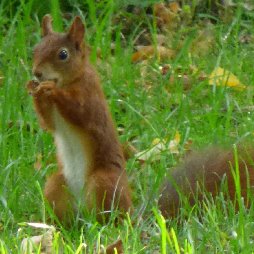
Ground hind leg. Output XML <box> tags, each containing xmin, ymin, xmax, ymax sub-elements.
<box><xmin>86</xmin><ymin>169</ymin><xmax>132</xmax><ymax>223</ymax></box>
<box><xmin>44</xmin><ymin>171</ymin><xmax>74</xmax><ymax>224</ymax></box>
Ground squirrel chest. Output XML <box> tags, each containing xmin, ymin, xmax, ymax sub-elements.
<box><xmin>53</xmin><ymin>108</ymin><xmax>89</xmax><ymax>200</ymax></box>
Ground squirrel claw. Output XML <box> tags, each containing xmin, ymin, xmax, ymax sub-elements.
<box><xmin>34</xmin><ymin>82</ymin><xmax>55</xmax><ymax>97</ymax></box>
<box><xmin>26</xmin><ymin>80</ymin><xmax>56</xmax><ymax>97</ymax></box>
<box><xmin>27</xmin><ymin>80</ymin><xmax>40</xmax><ymax>95</ymax></box>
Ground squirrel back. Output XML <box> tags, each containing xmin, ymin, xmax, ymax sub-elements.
<box><xmin>158</xmin><ymin>146</ymin><xmax>254</xmax><ymax>218</ymax></box>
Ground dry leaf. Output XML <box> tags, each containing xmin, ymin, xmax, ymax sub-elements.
<box><xmin>168</xmin><ymin>2</ymin><xmax>181</xmax><ymax>13</ymax></box>
<box><xmin>21</xmin><ymin>229</ymin><xmax>55</xmax><ymax>254</ymax></box>
<box><xmin>135</xmin><ymin>139</ymin><xmax>166</xmax><ymax>162</ymax></box>
<box><xmin>25</xmin><ymin>222</ymin><xmax>55</xmax><ymax>230</ymax></box>
<box><xmin>132</xmin><ymin>46</ymin><xmax>175</xmax><ymax>63</ymax></box>
<box><xmin>20</xmin><ymin>223</ymin><xmax>57</xmax><ymax>254</ymax></box>
<box><xmin>21</xmin><ymin>235</ymin><xmax>45</xmax><ymax>253</ymax></box>
<box><xmin>168</xmin><ymin>131</ymin><xmax>180</xmax><ymax>154</ymax></box>
<box><xmin>136</xmin><ymin>132</ymin><xmax>181</xmax><ymax>162</ymax></box>
<box><xmin>209</xmin><ymin>67</ymin><xmax>246</xmax><ymax>90</ymax></box>
<box><xmin>154</xmin><ymin>2</ymin><xmax>180</xmax><ymax>30</ymax></box>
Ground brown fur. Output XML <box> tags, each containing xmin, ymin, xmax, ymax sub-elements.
<box><xmin>102</xmin><ymin>239</ymin><xmax>123</xmax><ymax>254</ymax></box>
<box><xmin>158</xmin><ymin>147</ymin><xmax>254</xmax><ymax>218</ymax></box>
<box><xmin>27</xmin><ymin>15</ymin><xmax>132</xmax><ymax>224</ymax></box>
<box><xmin>43</xmin><ymin>170</ymin><xmax>74</xmax><ymax>222</ymax></box>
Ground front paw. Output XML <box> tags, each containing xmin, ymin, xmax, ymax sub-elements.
<box><xmin>34</xmin><ymin>81</ymin><xmax>56</xmax><ymax>97</ymax></box>
<box><xmin>26</xmin><ymin>80</ymin><xmax>40</xmax><ymax>95</ymax></box>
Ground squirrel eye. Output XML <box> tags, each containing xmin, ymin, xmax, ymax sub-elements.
<box><xmin>58</xmin><ymin>49</ymin><xmax>69</xmax><ymax>60</ymax></box>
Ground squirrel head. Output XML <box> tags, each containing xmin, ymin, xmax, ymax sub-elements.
<box><xmin>33</xmin><ymin>14</ymin><xmax>86</xmax><ymax>87</ymax></box>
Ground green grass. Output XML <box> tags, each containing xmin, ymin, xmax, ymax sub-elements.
<box><xmin>1</xmin><ymin>0</ymin><xmax>254</xmax><ymax>253</ymax></box>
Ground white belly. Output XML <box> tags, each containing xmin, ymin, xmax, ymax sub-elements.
<box><xmin>53</xmin><ymin>110</ymin><xmax>87</xmax><ymax>200</ymax></box>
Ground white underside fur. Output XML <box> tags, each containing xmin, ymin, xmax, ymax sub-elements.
<box><xmin>53</xmin><ymin>109</ymin><xmax>87</xmax><ymax>201</ymax></box>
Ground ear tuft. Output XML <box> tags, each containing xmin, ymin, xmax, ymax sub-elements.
<box><xmin>42</xmin><ymin>14</ymin><xmax>53</xmax><ymax>37</ymax></box>
<box><xmin>68</xmin><ymin>16</ymin><xmax>85</xmax><ymax>49</ymax></box>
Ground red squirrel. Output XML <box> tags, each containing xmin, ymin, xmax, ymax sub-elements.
<box><xmin>27</xmin><ymin>15</ymin><xmax>132</xmax><ymax>223</ymax></box>
<box><xmin>158</xmin><ymin>146</ymin><xmax>254</xmax><ymax>218</ymax></box>
<box><xmin>26</xmin><ymin>15</ymin><xmax>254</xmax><ymax>229</ymax></box>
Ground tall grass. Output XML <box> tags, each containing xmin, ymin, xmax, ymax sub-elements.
<box><xmin>0</xmin><ymin>0</ymin><xmax>254</xmax><ymax>253</ymax></box>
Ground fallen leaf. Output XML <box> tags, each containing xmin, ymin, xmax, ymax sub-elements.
<box><xmin>136</xmin><ymin>139</ymin><xmax>166</xmax><ymax>162</ymax></box>
<box><xmin>20</xmin><ymin>222</ymin><xmax>59</xmax><ymax>254</ymax></box>
<box><xmin>168</xmin><ymin>131</ymin><xmax>180</xmax><ymax>154</ymax></box>
<box><xmin>132</xmin><ymin>46</ymin><xmax>175</xmax><ymax>63</ymax></box>
<box><xmin>209</xmin><ymin>67</ymin><xmax>246</xmax><ymax>90</ymax></box>
<box><xmin>136</xmin><ymin>132</ymin><xmax>181</xmax><ymax>162</ymax></box>
<box><xmin>21</xmin><ymin>235</ymin><xmax>45</xmax><ymax>253</ymax></box>
<box><xmin>26</xmin><ymin>222</ymin><xmax>55</xmax><ymax>230</ymax></box>
<box><xmin>21</xmin><ymin>229</ymin><xmax>55</xmax><ymax>254</ymax></box>
<box><xmin>168</xmin><ymin>2</ymin><xmax>181</xmax><ymax>14</ymax></box>
<box><xmin>154</xmin><ymin>2</ymin><xmax>180</xmax><ymax>31</ymax></box>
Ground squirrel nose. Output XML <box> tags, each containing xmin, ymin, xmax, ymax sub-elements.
<box><xmin>34</xmin><ymin>71</ymin><xmax>42</xmax><ymax>79</ymax></box>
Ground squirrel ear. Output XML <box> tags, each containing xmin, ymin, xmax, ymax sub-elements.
<box><xmin>68</xmin><ymin>16</ymin><xmax>85</xmax><ymax>49</ymax></box>
<box><xmin>42</xmin><ymin>14</ymin><xmax>53</xmax><ymax>37</ymax></box>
